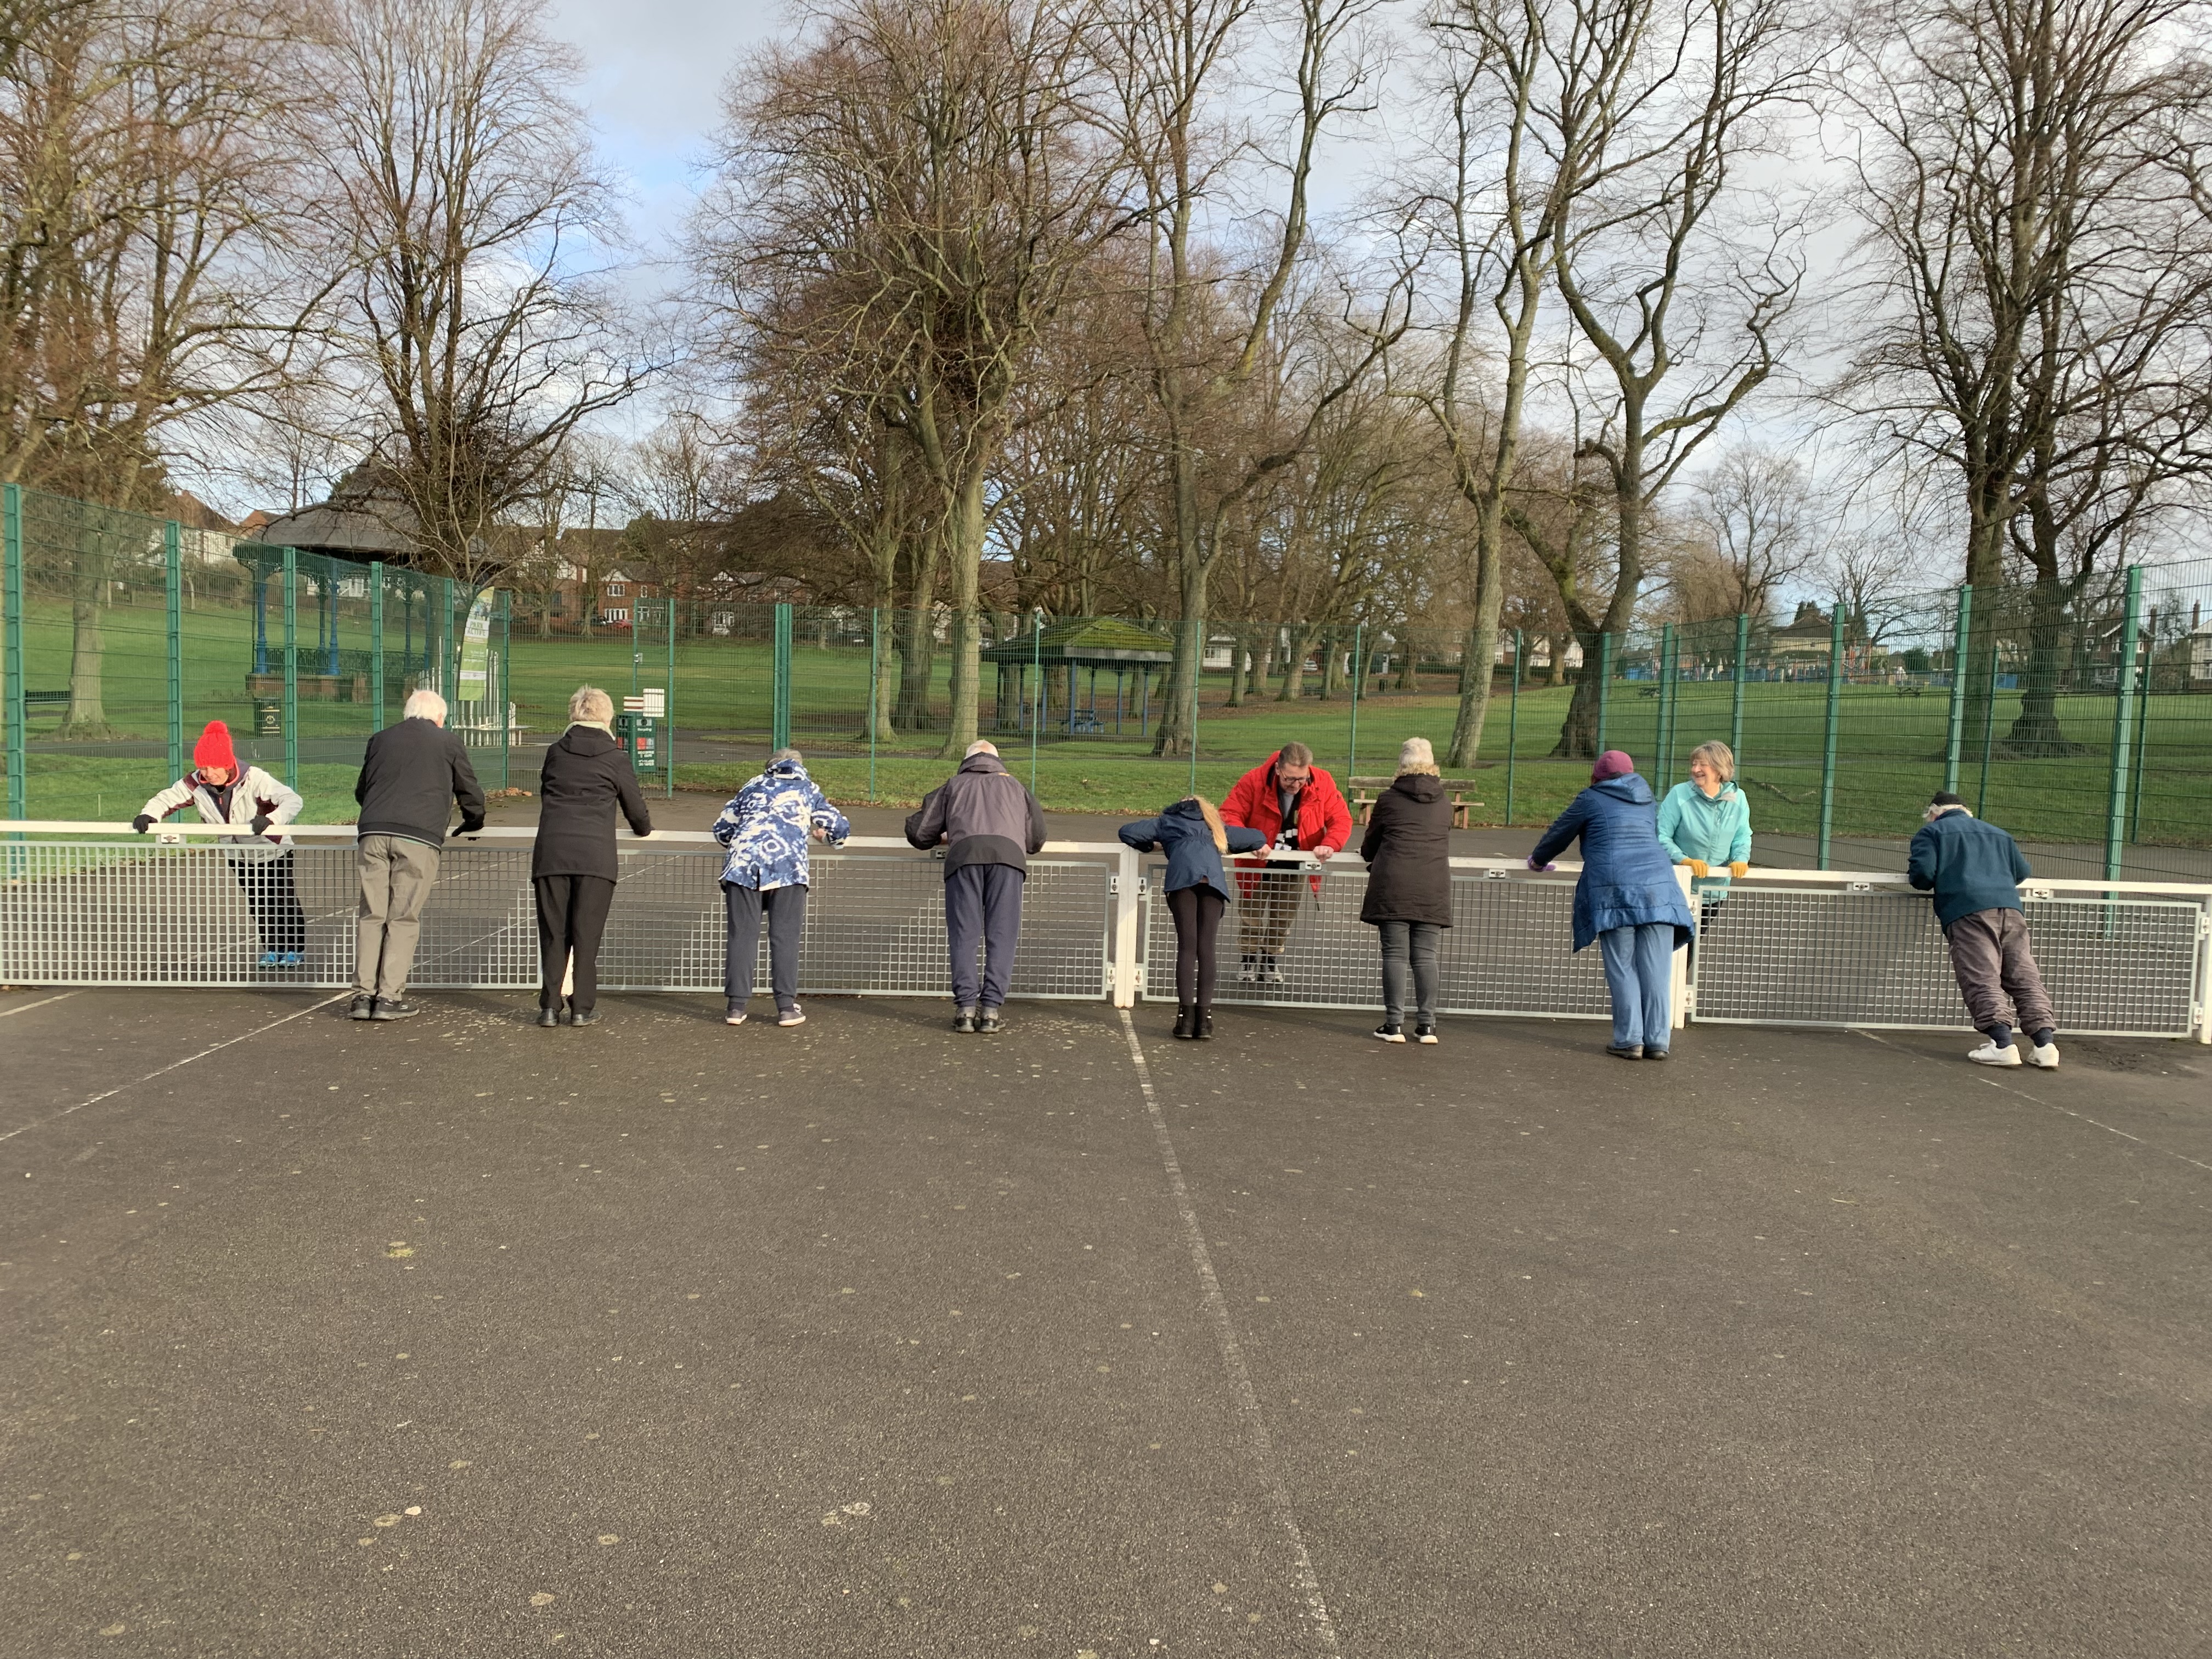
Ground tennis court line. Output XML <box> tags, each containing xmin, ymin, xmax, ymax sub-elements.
<box><xmin>1850</xmin><ymin>1028</ymin><xmax>2212</xmax><ymax>1175</ymax></box>
<box><xmin>0</xmin><ymin>992</ymin><xmax>351</xmax><ymax>1146</ymax></box>
<box><xmin>1115</xmin><ymin>1007</ymin><xmax>1342</xmax><ymax>1656</ymax></box>
<box><xmin>0</xmin><ymin>992</ymin><xmax>77</xmax><ymax>1020</ymax></box>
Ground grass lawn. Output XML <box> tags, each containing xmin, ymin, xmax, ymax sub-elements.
<box><xmin>7</xmin><ymin>597</ymin><xmax>2207</xmax><ymax>847</ymax></box>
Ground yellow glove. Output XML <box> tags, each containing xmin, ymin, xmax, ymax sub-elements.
<box><xmin>1728</xmin><ymin>860</ymin><xmax>1750</xmax><ymax>879</ymax></box>
<box><xmin>1682</xmin><ymin>858</ymin><xmax>1709</xmax><ymax>879</ymax></box>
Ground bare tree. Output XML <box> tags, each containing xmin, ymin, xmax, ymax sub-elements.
<box><xmin>1681</xmin><ymin>442</ymin><xmax>1818</xmax><ymax>616</ymax></box>
<box><xmin>1833</xmin><ymin>0</ymin><xmax>2212</xmax><ymax>754</ymax></box>
<box><xmin>1504</xmin><ymin>0</ymin><xmax>1811</xmax><ymax>756</ymax></box>
<box><xmin>1097</xmin><ymin>0</ymin><xmax>1395</xmax><ymax>756</ymax></box>
<box><xmin>305</xmin><ymin>0</ymin><xmax>647</xmax><ymax>596</ymax></box>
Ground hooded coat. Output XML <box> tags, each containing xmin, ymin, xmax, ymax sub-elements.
<box><xmin>532</xmin><ymin>724</ymin><xmax>654</xmax><ymax>881</ymax></box>
<box><xmin>1908</xmin><ymin>806</ymin><xmax>2030</xmax><ymax>928</ymax></box>
<box><xmin>1656</xmin><ymin>780</ymin><xmax>1752</xmax><ymax>893</ymax></box>
<box><xmin>1357</xmin><ymin>772</ymin><xmax>1454</xmax><ymax>927</ymax></box>
<box><xmin>1530</xmin><ymin>773</ymin><xmax>1695</xmax><ymax>952</ymax></box>
<box><xmin>139</xmin><ymin>765</ymin><xmax>302</xmax><ymax>863</ymax></box>
<box><xmin>904</xmin><ymin>751</ymin><xmax>1048</xmax><ymax>876</ymax></box>
<box><xmin>713</xmin><ymin>757</ymin><xmax>850</xmax><ymax>889</ymax></box>
<box><xmin>1119</xmin><ymin>799</ymin><xmax>1267</xmax><ymax>900</ymax></box>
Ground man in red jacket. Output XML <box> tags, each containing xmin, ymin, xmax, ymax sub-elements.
<box><xmin>1220</xmin><ymin>742</ymin><xmax>1352</xmax><ymax>985</ymax></box>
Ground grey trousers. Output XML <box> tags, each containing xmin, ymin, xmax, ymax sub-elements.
<box><xmin>354</xmin><ymin>834</ymin><xmax>441</xmax><ymax>998</ymax></box>
<box><xmin>1377</xmin><ymin>919</ymin><xmax>1440</xmax><ymax>1025</ymax></box>
<box><xmin>725</xmin><ymin>882</ymin><xmax>806</xmax><ymax>1011</ymax></box>
<box><xmin>946</xmin><ymin>863</ymin><xmax>1024</xmax><ymax>1009</ymax></box>
<box><xmin>1943</xmin><ymin>907</ymin><xmax>2056</xmax><ymax>1036</ymax></box>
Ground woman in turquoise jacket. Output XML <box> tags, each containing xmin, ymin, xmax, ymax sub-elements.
<box><xmin>1656</xmin><ymin>741</ymin><xmax>1752</xmax><ymax>901</ymax></box>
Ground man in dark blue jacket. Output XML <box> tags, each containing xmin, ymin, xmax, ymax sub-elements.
<box><xmin>1908</xmin><ymin>793</ymin><xmax>2057</xmax><ymax>1069</ymax></box>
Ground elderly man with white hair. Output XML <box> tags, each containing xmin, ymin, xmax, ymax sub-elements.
<box><xmin>904</xmin><ymin>739</ymin><xmax>1047</xmax><ymax>1034</ymax></box>
<box><xmin>350</xmin><ymin>687</ymin><xmax>487</xmax><ymax>1020</ymax></box>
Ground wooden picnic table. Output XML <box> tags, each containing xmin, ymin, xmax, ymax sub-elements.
<box><xmin>1347</xmin><ymin>775</ymin><xmax>1485</xmax><ymax>828</ymax></box>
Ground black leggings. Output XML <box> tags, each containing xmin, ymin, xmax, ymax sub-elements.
<box><xmin>1166</xmin><ymin>885</ymin><xmax>1226</xmax><ymax>1006</ymax></box>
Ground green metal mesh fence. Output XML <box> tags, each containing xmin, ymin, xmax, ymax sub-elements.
<box><xmin>6</xmin><ymin>482</ymin><xmax>2208</xmax><ymax>870</ymax></box>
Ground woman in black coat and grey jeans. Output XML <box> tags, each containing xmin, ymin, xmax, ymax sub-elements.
<box><xmin>1359</xmin><ymin>737</ymin><xmax>1454</xmax><ymax>1043</ymax></box>
<box><xmin>533</xmin><ymin>685</ymin><xmax>654</xmax><ymax>1026</ymax></box>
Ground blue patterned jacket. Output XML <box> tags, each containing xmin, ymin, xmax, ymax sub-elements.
<box><xmin>712</xmin><ymin>759</ymin><xmax>850</xmax><ymax>889</ymax></box>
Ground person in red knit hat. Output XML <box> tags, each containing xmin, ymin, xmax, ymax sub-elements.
<box><xmin>134</xmin><ymin>720</ymin><xmax>307</xmax><ymax>968</ymax></box>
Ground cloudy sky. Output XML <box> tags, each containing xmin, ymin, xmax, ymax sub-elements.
<box><xmin>548</xmin><ymin>0</ymin><xmax>789</xmax><ymax>260</ymax></box>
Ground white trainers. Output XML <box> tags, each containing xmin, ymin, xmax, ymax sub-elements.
<box><xmin>1237</xmin><ymin>959</ymin><xmax>1257</xmax><ymax>984</ymax></box>
<box><xmin>1968</xmin><ymin>1040</ymin><xmax>2022</xmax><ymax>1067</ymax></box>
<box><xmin>724</xmin><ymin>1008</ymin><xmax>747</xmax><ymax>1025</ymax></box>
<box><xmin>777</xmin><ymin>1005</ymin><xmax>806</xmax><ymax>1027</ymax></box>
<box><xmin>2029</xmin><ymin>1041</ymin><xmax>2059</xmax><ymax>1069</ymax></box>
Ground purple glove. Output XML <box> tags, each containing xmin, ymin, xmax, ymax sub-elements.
<box><xmin>1526</xmin><ymin>856</ymin><xmax>1555</xmax><ymax>872</ymax></box>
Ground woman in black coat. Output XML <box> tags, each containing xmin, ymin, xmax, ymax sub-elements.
<box><xmin>533</xmin><ymin>685</ymin><xmax>654</xmax><ymax>1026</ymax></box>
<box><xmin>1358</xmin><ymin>737</ymin><xmax>1454</xmax><ymax>1043</ymax></box>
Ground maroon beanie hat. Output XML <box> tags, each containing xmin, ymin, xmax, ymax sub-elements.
<box><xmin>193</xmin><ymin>720</ymin><xmax>238</xmax><ymax>774</ymax></box>
<box><xmin>1591</xmin><ymin>749</ymin><xmax>1634</xmax><ymax>783</ymax></box>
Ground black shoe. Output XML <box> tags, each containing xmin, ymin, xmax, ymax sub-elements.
<box><xmin>535</xmin><ymin>1007</ymin><xmax>560</xmax><ymax>1028</ymax></box>
<box><xmin>1606</xmin><ymin>1042</ymin><xmax>1643</xmax><ymax>1059</ymax></box>
<box><xmin>569</xmin><ymin>1008</ymin><xmax>599</xmax><ymax>1028</ymax></box>
<box><xmin>978</xmin><ymin>1009</ymin><xmax>1004</xmax><ymax>1035</ymax></box>
<box><xmin>1414</xmin><ymin>1024</ymin><xmax>1438</xmax><ymax>1045</ymax></box>
<box><xmin>1373</xmin><ymin>1023</ymin><xmax>1406</xmax><ymax>1043</ymax></box>
<box><xmin>348</xmin><ymin>994</ymin><xmax>375</xmax><ymax>1020</ymax></box>
<box><xmin>1196</xmin><ymin>1009</ymin><xmax>1215</xmax><ymax>1040</ymax></box>
<box><xmin>1643</xmin><ymin>1048</ymin><xmax>1669</xmax><ymax>1060</ymax></box>
<box><xmin>369</xmin><ymin>997</ymin><xmax>419</xmax><ymax>1021</ymax></box>
<box><xmin>953</xmin><ymin>1007</ymin><xmax>977</xmax><ymax>1034</ymax></box>
<box><xmin>1172</xmin><ymin>1005</ymin><xmax>1194</xmax><ymax>1039</ymax></box>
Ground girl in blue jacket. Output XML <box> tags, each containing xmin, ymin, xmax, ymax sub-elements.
<box><xmin>1528</xmin><ymin>751</ymin><xmax>1696</xmax><ymax>1060</ymax></box>
<box><xmin>1121</xmin><ymin>797</ymin><xmax>1266</xmax><ymax>1040</ymax></box>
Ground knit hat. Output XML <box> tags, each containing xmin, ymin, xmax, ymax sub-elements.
<box><xmin>1928</xmin><ymin>791</ymin><xmax>1965</xmax><ymax>807</ymax></box>
<box><xmin>1592</xmin><ymin>750</ymin><xmax>1634</xmax><ymax>783</ymax></box>
<box><xmin>193</xmin><ymin>720</ymin><xmax>237</xmax><ymax>774</ymax></box>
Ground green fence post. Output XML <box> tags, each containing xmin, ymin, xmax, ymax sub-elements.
<box><xmin>282</xmin><ymin>548</ymin><xmax>299</xmax><ymax>790</ymax></box>
<box><xmin>2128</xmin><ymin>639</ymin><xmax>2152</xmax><ymax>840</ymax></box>
<box><xmin>1818</xmin><ymin>604</ymin><xmax>1844</xmax><ymax>868</ymax></box>
<box><xmin>1347</xmin><ymin>623</ymin><xmax>1363</xmax><ymax>779</ymax></box>
<box><xmin>499</xmin><ymin>588</ymin><xmax>512</xmax><ymax>792</ymax></box>
<box><xmin>1505</xmin><ymin>628</ymin><xmax>1521</xmax><ymax>827</ymax></box>
<box><xmin>369</xmin><ymin>562</ymin><xmax>385</xmax><ymax>727</ymax></box>
<box><xmin>444</xmin><ymin>577</ymin><xmax>458</xmax><ymax>704</ymax></box>
<box><xmin>1030</xmin><ymin>614</ymin><xmax>1041</xmax><ymax>793</ymax></box>
<box><xmin>771</xmin><ymin>601</ymin><xmax>792</xmax><ymax>751</ymax></box>
<box><xmin>1657</xmin><ymin>622</ymin><xmax>1677</xmax><ymax>791</ymax></box>
<box><xmin>3</xmin><ymin>483</ymin><xmax>22</xmax><ymax>821</ymax></box>
<box><xmin>164</xmin><ymin>520</ymin><xmax>183</xmax><ymax>782</ymax></box>
<box><xmin>1594</xmin><ymin>632</ymin><xmax>1612</xmax><ymax>755</ymax></box>
<box><xmin>664</xmin><ymin>589</ymin><xmax>675</xmax><ymax>798</ymax></box>
<box><xmin>1729</xmin><ymin>612</ymin><xmax>1749</xmax><ymax>771</ymax></box>
<box><xmin>868</xmin><ymin>607</ymin><xmax>879</xmax><ymax>804</ymax></box>
<box><xmin>1976</xmin><ymin>612</ymin><xmax>1999</xmax><ymax>816</ymax></box>
<box><xmin>2103</xmin><ymin>566</ymin><xmax>2142</xmax><ymax>883</ymax></box>
<box><xmin>1943</xmin><ymin>584</ymin><xmax>1971</xmax><ymax>794</ymax></box>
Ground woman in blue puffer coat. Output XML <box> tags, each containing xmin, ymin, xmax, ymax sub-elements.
<box><xmin>1528</xmin><ymin>750</ymin><xmax>1695</xmax><ymax>1060</ymax></box>
<box><xmin>1120</xmin><ymin>797</ymin><xmax>1266</xmax><ymax>1040</ymax></box>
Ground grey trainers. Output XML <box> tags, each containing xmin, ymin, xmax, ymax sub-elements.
<box><xmin>777</xmin><ymin>1005</ymin><xmax>806</xmax><ymax>1027</ymax></box>
<box><xmin>952</xmin><ymin>1007</ymin><xmax>977</xmax><ymax>1034</ymax></box>
<box><xmin>369</xmin><ymin>998</ymin><xmax>419</xmax><ymax>1021</ymax></box>
<box><xmin>977</xmin><ymin>1008</ymin><xmax>1005</xmax><ymax>1035</ymax></box>
<box><xmin>348</xmin><ymin>994</ymin><xmax>375</xmax><ymax>1020</ymax></box>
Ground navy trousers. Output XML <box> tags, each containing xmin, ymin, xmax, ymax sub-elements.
<box><xmin>945</xmin><ymin>864</ymin><xmax>1024</xmax><ymax>1009</ymax></box>
<box><xmin>1598</xmin><ymin>922</ymin><xmax>1675</xmax><ymax>1051</ymax></box>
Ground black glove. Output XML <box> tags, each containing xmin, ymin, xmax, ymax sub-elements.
<box><xmin>132</xmin><ymin>813</ymin><xmax>155</xmax><ymax>834</ymax></box>
<box><xmin>456</xmin><ymin>817</ymin><xmax>485</xmax><ymax>837</ymax></box>
<box><xmin>250</xmin><ymin>814</ymin><xmax>272</xmax><ymax>836</ymax></box>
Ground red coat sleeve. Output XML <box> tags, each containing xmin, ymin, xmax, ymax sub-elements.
<box><xmin>1312</xmin><ymin>772</ymin><xmax>1353</xmax><ymax>851</ymax></box>
<box><xmin>1220</xmin><ymin>765</ymin><xmax>1265</xmax><ymax>831</ymax></box>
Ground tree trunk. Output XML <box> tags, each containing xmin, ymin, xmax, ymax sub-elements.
<box><xmin>61</xmin><ymin>545</ymin><xmax>112</xmax><ymax>737</ymax></box>
<box><xmin>1277</xmin><ymin>623</ymin><xmax>1322</xmax><ymax>701</ymax></box>
<box><xmin>1151</xmin><ymin>555</ymin><xmax>1208</xmax><ymax>757</ymax></box>
<box><xmin>937</xmin><ymin>465</ymin><xmax>987</xmax><ymax>759</ymax></box>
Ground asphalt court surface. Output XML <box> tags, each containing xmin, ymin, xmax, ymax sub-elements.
<box><xmin>2</xmin><ymin>988</ymin><xmax>2208</xmax><ymax>1657</ymax></box>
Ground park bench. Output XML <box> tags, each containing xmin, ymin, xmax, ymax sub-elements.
<box><xmin>1348</xmin><ymin>775</ymin><xmax>1485</xmax><ymax>828</ymax></box>
<box><xmin>24</xmin><ymin>689</ymin><xmax>69</xmax><ymax>720</ymax></box>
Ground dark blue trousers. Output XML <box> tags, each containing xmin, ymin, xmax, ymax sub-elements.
<box><xmin>1598</xmin><ymin>922</ymin><xmax>1675</xmax><ymax>1051</ymax></box>
<box><xmin>945</xmin><ymin>864</ymin><xmax>1024</xmax><ymax>1009</ymax></box>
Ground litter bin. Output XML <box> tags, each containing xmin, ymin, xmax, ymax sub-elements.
<box><xmin>252</xmin><ymin>697</ymin><xmax>283</xmax><ymax>737</ymax></box>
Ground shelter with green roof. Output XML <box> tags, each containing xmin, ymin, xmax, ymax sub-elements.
<box><xmin>981</xmin><ymin>617</ymin><xmax>1176</xmax><ymax>736</ymax></box>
